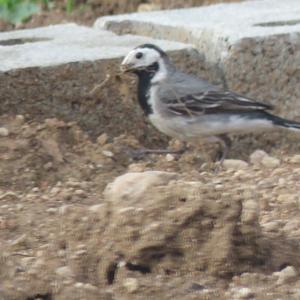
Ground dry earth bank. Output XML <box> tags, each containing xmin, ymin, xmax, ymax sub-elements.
<box><xmin>1</xmin><ymin>114</ymin><xmax>300</xmax><ymax>299</ymax></box>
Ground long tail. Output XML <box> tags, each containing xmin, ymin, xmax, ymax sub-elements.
<box><xmin>266</xmin><ymin>112</ymin><xmax>300</xmax><ymax>132</ymax></box>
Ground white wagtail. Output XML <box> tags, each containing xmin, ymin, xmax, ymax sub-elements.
<box><xmin>121</xmin><ymin>44</ymin><xmax>300</xmax><ymax>161</ymax></box>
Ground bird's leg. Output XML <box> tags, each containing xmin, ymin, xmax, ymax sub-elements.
<box><xmin>128</xmin><ymin>143</ymin><xmax>187</xmax><ymax>160</ymax></box>
<box><xmin>215</xmin><ymin>134</ymin><xmax>232</xmax><ymax>163</ymax></box>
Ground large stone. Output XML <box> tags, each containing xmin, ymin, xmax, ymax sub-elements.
<box><xmin>101</xmin><ymin>173</ymin><xmax>266</xmax><ymax>284</ymax></box>
<box><xmin>95</xmin><ymin>0</ymin><xmax>300</xmax><ymax>117</ymax></box>
<box><xmin>0</xmin><ymin>24</ymin><xmax>198</xmax><ymax>144</ymax></box>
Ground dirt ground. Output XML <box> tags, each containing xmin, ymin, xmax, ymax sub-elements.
<box><xmin>1</xmin><ymin>112</ymin><xmax>300</xmax><ymax>300</ymax></box>
<box><xmin>2</xmin><ymin>0</ymin><xmax>300</xmax><ymax>299</ymax></box>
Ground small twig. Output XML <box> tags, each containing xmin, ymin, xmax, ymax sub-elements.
<box><xmin>11</xmin><ymin>252</ymin><xmax>31</xmax><ymax>257</ymax></box>
<box><xmin>89</xmin><ymin>74</ymin><xmax>112</xmax><ymax>95</ymax></box>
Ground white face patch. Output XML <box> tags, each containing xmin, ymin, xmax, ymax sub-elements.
<box><xmin>121</xmin><ymin>48</ymin><xmax>161</xmax><ymax>70</ymax></box>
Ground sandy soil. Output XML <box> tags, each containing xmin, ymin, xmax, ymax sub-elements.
<box><xmin>1</xmin><ymin>113</ymin><xmax>300</xmax><ymax>299</ymax></box>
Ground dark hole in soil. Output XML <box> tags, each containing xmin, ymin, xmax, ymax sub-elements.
<box><xmin>26</xmin><ymin>293</ymin><xmax>52</xmax><ymax>300</ymax></box>
<box><xmin>126</xmin><ymin>262</ymin><xmax>151</xmax><ymax>274</ymax></box>
<box><xmin>254</xmin><ymin>19</ymin><xmax>300</xmax><ymax>27</ymax></box>
<box><xmin>106</xmin><ymin>261</ymin><xmax>119</xmax><ymax>285</ymax></box>
<box><xmin>0</xmin><ymin>37</ymin><xmax>51</xmax><ymax>46</ymax></box>
<box><xmin>278</xmin><ymin>262</ymin><xmax>292</xmax><ymax>271</ymax></box>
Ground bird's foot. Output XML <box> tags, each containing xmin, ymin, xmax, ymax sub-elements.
<box><xmin>127</xmin><ymin>146</ymin><xmax>187</xmax><ymax>160</ymax></box>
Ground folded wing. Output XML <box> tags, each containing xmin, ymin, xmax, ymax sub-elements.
<box><xmin>164</xmin><ymin>90</ymin><xmax>273</xmax><ymax>116</ymax></box>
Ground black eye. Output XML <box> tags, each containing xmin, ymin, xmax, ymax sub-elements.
<box><xmin>135</xmin><ymin>52</ymin><xmax>143</xmax><ymax>59</ymax></box>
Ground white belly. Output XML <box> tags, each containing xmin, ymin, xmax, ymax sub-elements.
<box><xmin>149</xmin><ymin>113</ymin><xmax>274</xmax><ymax>141</ymax></box>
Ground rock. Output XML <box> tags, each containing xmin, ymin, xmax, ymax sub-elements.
<box><xmin>250</xmin><ymin>150</ymin><xmax>268</xmax><ymax>165</ymax></box>
<box><xmin>277</xmin><ymin>194</ymin><xmax>296</xmax><ymax>203</ymax></box>
<box><xmin>273</xmin><ymin>266</ymin><xmax>298</xmax><ymax>284</ymax></box>
<box><xmin>137</xmin><ymin>3</ymin><xmax>161</xmax><ymax>12</ymax></box>
<box><xmin>123</xmin><ymin>277</ymin><xmax>139</xmax><ymax>293</ymax></box>
<box><xmin>88</xmin><ymin>204</ymin><xmax>105</xmax><ymax>213</ymax></box>
<box><xmin>83</xmin><ymin>283</ymin><xmax>99</xmax><ymax>291</ymax></box>
<box><xmin>235</xmin><ymin>287</ymin><xmax>255</xmax><ymax>299</ymax></box>
<box><xmin>223</xmin><ymin>159</ymin><xmax>249</xmax><ymax>170</ymax></box>
<box><xmin>101</xmin><ymin>177</ymin><xmax>265</xmax><ymax>280</ymax></box>
<box><xmin>261</xmin><ymin>156</ymin><xmax>280</xmax><ymax>168</ymax></box>
<box><xmin>15</xmin><ymin>114</ymin><xmax>25</xmax><ymax>125</ymax></box>
<box><xmin>97</xmin><ymin>133</ymin><xmax>108</xmax><ymax>145</ymax></box>
<box><xmin>104</xmin><ymin>171</ymin><xmax>178</xmax><ymax>204</ymax></box>
<box><xmin>127</xmin><ymin>163</ymin><xmax>147</xmax><ymax>172</ymax></box>
<box><xmin>10</xmin><ymin>234</ymin><xmax>27</xmax><ymax>248</ymax></box>
<box><xmin>241</xmin><ymin>200</ymin><xmax>259</xmax><ymax>225</ymax></box>
<box><xmin>0</xmin><ymin>191</ymin><xmax>19</xmax><ymax>200</ymax></box>
<box><xmin>74</xmin><ymin>189</ymin><xmax>86</xmax><ymax>197</ymax></box>
<box><xmin>102</xmin><ymin>150</ymin><xmax>114</xmax><ymax>158</ymax></box>
<box><xmin>56</xmin><ymin>266</ymin><xmax>74</xmax><ymax>279</ymax></box>
<box><xmin>74</xmin><ymin>282</ymin><xmax>84</xmax><ymax>288</ymax></box>
<box><xmin>0</xmin><ymin>127</ymin><xmax>9</xmax><ymax>137</ymax></box>
<box><xmin>290</xmin><ymin>154</ymin><xmax>300</xmax><ymax>164</ymax></box>
<box><xmin>40</xmin><ymin>138</ymin><xmax>64</xmax><ymax>163</ymax></box>
<box><xmin>263</xmin><ymin>221</ymin><xmax>281</xmax><ymax>232</ymax></box>
<box><xmin>46</xmin><ymin>208</ymin><xmax>57</xmax><ymax>214</ymax></box>
<box><xmin>165</xmin><ymin>154</ymin><xmax>175</xmax><ymax>162</ymax></box>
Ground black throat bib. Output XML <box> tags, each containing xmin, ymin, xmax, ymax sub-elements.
<box><xmin>135</xmin><ymin>62</ymin><xmax>159</xmax><ymax>116</ymax></box>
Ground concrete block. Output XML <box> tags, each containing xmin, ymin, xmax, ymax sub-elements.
<box><xmin>95</xmin><ymin>0</ymin><xmax>300</xmax><ymax>117</ymax></box>
<box><xmin>0</xmin><ymin>24</ymin><xmax>201</xmax><ymax>143</ymax></box>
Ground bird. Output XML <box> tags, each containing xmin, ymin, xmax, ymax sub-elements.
<box><xmin>120</xmin><ymin>43</ymin><xmax>300</xmax><ymax>161</ymax></box>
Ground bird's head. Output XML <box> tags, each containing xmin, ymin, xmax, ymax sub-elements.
<box><xmin>121</xmin><ymin>44</ymin><xmax>171</xmax><ymax>81</ymax></box>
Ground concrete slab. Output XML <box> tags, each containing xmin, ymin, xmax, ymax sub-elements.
<box><xmin>95</xmin><ymin>0</ymin><xmax>300</xmax><ymax>62</ymax></box>
<box><xmin>95</xmin><ymin>0</ymin><xmax>300</xmax><ymax>117</ymax></box>
<box><xmin>0</xmin><ymin>23</ymin><xmax>193</xmax><ymax>72</ymax></box>
<box><xmin>0</xmin><ymin>24</ymin><xmax>203</xmax><ymax>143</ymax></box>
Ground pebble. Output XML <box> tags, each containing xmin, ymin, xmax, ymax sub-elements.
<box><xmin>83</xmin><ymin>283</ymin><xmax>98</xmax><ymax>291</ymax></box>
<box><xmin>44</xmin><ymin>162</ymin><xmax>53</xmax><ymax>170</ymax></box>
<box><xmin>56</xmin><ymin>266</ymin><xmax>74</xmax><ymax>279</ymax></box>
<box><xmin>0</xmin><ymin>127</ymin><xmax>9</xmax><ymax>137</ymax></box>
<box><xmin>289</xmin><ymin>154</ymin><xmax>300</xmax><ymax>164</ymax></box>
<box><xmin>249</xmin><ymin>149</ymin><xmax>268</xmax><ymax>165</ymax></box>
<box><xmin>273</xmin><ymin>266</ymin><xmax>297</xmax><ymax>284</ymax></box>
<box><xmin>88</xmin><ymin>204</ymin><xmax>104</xmax><ymax>213</ymax></box>
<box><xmin>128</xmin><ymin>163</ymin><xmax>146</xmax><ymax>172</ymax></box>
<box><xmin>223</xmin><ymin>159</ymin><xmax>249</xmax><ymax>170</ymax></box>
<box><xmin>263</xmin><ymin>221</ymin><xmax>281</xmax><ymax>232</ymax></box>
<box><xmin>102</xmin><ymin>150</ymin><xmax>114</xmax><ymax>157</ymax></box>
<box><xmin>97</xmin><ymin>133</ymin><xmax>108</xmax><ymax>145</ymax></box>
<box><xmin>241</xmin><ymin>200</ymin><xmax>259</xmax><ymax>224</ymax></box>
<box><xmin>0</xmin><ymin>191</ymin><xmax>19</xmax><ymax>200</ymax></box>
<box><xmin>10</xmin><ymin>234</ymin><xmax>27</xmax><ymax>247</ymax></box>
<box><xmin>59</xmin><ymin>205</ymin><xmax>71</xmax><ymax>215</ymax></box>
<box><xmin>277</xmin><ymin>194</ymin><xmax>296</xmax><ymax>203</ymax></box>
<box><xmin>74</xmin><ymin>189</ymin><xmax>86</xmax><ymax>197</ymax></box>
<box><xmin>74</xmin><ymin>282</ymin><xmax>84</xmax><ymax>288</ymax></box>
<box><xmin>50</xmin><ymin>187</ymin><xmax>60</xmax><ymax>196</ymax></box>
<box><xmin>67</xmin><ymin>180</ymin><xmax>85</xmax><ymax>188</ymax></box>
<box><xmin>15</xmin><ymin>115</ymin><xmax>25</xmax><ymax>125</ymax></box>
<box><xmin>123</xmin><ymin>277</ymin><xmax>139</xmax><ymax>293</ymax></box>
<box><xmin>138</xmin><ymin>3</ymin><xmax>161</xmax><ymax>12</ymax></box>
<box><xmin>166</xmin><ymin>154</ymin><xmax>175</xmax><ymax>162</ymax></box>
<box><xmin>235</xmin><ymin>287</ymin><xmax>254</xmax><ymax>299</ymax></box>
<box><xmin>261</xmin><ymin>156</ymin><xmax>280</xmax><ymax>168</ymax></box>
<box><xmin>46</xmin><ymin>208</ymin><xmax>57</xmax><ymax>214</ymax></box>
<box><xmin>16</xmin><ymin>204</ymin><xmax>24</xmax><ymax>211</ymax></box>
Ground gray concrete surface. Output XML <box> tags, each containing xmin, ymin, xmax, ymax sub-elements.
<box><xmin>95</xmin><ymin>0</ymin><xmax>300</xmax><ymax>118</ymax></box>
<box><xmin>0</xmin><ymin>23</ymin><xmax>193</xmax><ymax>72</ymax></box>
<box><xmin>0</xmin><ymin>24</ymin><xmax>206</xmax><ymax>144</ymax></box>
